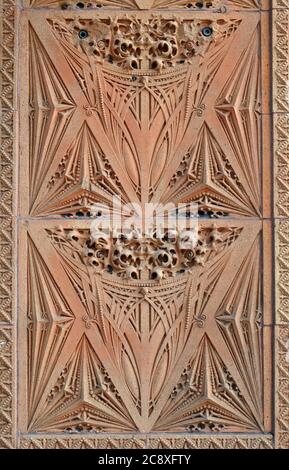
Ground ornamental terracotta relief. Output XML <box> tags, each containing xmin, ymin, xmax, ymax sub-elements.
<box><xmin>28</xmin><ymin>13</ymin><xmax>260</xmax><ymax>218</ymax></box>
<box><xmin>27</xmin><ymin>1</ymin><xmax>263</xmax><ymax>10</ymax></box>
<box><xmin>25</xmin><ymin>220</ymin><xmax>263</xmax><ymax>433</ymax></box>
<box><xmin>0</xmin><ymin>0</ymin><xmax>273</xmax><ymax>447</ymax></box>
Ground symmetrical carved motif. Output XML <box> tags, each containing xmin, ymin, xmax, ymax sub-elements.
<box><xmin>25</xmin><ymin>222</ymin><xmax>264</xmax><ymax>434</ymax></box>
<box><xmin>49</xmin><ymin>16</ymin><xmax>239</xmax><ymax>71</ymax></box>
<box><xmin>2</xmin><ymin>0</ymin><xmax>286</xmax><ymax>451</ymax></box>
<box><xmin>48</xmin><ymin>225</ymin><xmax>242</xmax><ymax>280</ymax></box>
<box><xmin>28</xmin><ymin>13</ymin><xmax>261</xmax><ymax>219</ymax></box>
<box><xmin>17</xmin><ymin>2</ymin><xmax>270</xmax><ymax>440</ymax></box>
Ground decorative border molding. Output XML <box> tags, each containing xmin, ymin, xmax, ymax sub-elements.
<box><xmin>146</xmin><ymin>435</ymin><xmax>273</xmax><ymax>449</ymax></box>
<box><xmin>20</xmin><ymin>434</ymin><xmax>273</xmax><ymax>449</ymax></box>
<box><xmin>20</xmin><ymin>436</ymin><xmax>148</xmax><ymax>450</ymax></box>
<box><xmin>276</xmin><ymin>221</ymin><xmax>289</xmax><ymax>324</ymax></box>
<box><xmin>1</xmin><ymin>0</ymin><xmax>289</xmax><ymax>449</ymax></box>
<box><xmin>274</xmin><ymin>0</ymin><xmax>289</xmax><ymax>450</ymax></box>
<box><xmin>0</xmin><ymin>0</ymin><xmax>16</xmax><ymax>450</ymax></box>
<box><xmin>272</xmin><ymin>8</ymin><xmax>289</xmax><ymax>113</ymax></box>
<box><xmin>273</xmin><ymin>1</ymin><xmax>289</xmax><ymax>9</ymax></box>
<box><xmin>275</xmin><ymin>115</ymin><xmax>289</xmax><ymax>217</ymax></box>
<box><xmin>0</xmin><ymin>327</ymin><xmax>13</xmax><ymax>448</ymax></box>
<box><xmin>275</xmin><ymin>323</ymin><xmax>289</xmax><ymax>449</ymax></box>
<box><xmin>0</xmin><ymin>2</ymin><xmax>14</xmax><ymax>324</ymax></box>
<box><xmin>275</xmin><ymin>222</ymin><xmax>289</xmax><ymax>449</ymax></box>
<box><xmin>273</xmin><ymin>8</ymin><xmax>289</xmax><ymax>114</ymax></box>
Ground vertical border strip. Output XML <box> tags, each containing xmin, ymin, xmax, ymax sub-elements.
<box><xmin>274</xmin><ymin>0</ymin><xmax>289</xmax><ymax>450</ymax></box>
<box><xmin>0</xmin><ymin>0</ymin><xmax>16</xmax><ymax>449</ymax></box>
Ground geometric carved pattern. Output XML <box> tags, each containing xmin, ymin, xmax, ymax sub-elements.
<box><xmin>29</xmin><ymin>28</ymin><xmax>76</xmax><ymax>215</ymax></box>
<box><xmin>3</xmin><ymin>0</ymin><xmax>289</xmax><ymax>451</ymax></box>
<box><xmin>28</xmin><ymin>13</ymin><xmax>262</xmax><ymax>220</ymax></box>
<box><xmin>274</xmin><ymin>3</ymin><xmax>289</xmax><ymax>450</ymax></box>
<box><xmin>0</xmin><ymin>0</ymin><xmax>16</xmax><ymax>450</ymax></box>
<box><xmin>24</xmin><ymin>221</ymin><xmax>264</xmax><ymax>434</ymax></box>
<box><xmin>276</xmin><ymin>221</ymin><xmax>289</xmax><ymax>324</ymax></box>
<box><xmin>275</xmin><ymin>115</ymin><xmax>289</xmax><ymax>217</ymax></box>
<box><xmin>19</xmin><ymin>2</ymin><xmax>271</xmax><ymax>443</ymax></box>
<box><xmin>19</xmin><ymin>434</ymin><xmax>274</xmax><ymax>449</ymax></box>
<box><xmin>275</xmin><ymin>324</ymin><xmax>289</xmax><ymax>449</ymax></box>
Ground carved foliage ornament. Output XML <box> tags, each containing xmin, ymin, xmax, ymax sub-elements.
<box><xmin>28</xmin><ymin>1</ymin><xmax>262</xmax><ymax>10</ymax></box>
<box><xmin>48</xmin><ymin>225</ymin><xmax>242</xmax><ymax>280</ymax></box>
<box><xmin>50</xmin><ymin>16</ymin><xmax>240</xmax><ymax>71</ymax></box>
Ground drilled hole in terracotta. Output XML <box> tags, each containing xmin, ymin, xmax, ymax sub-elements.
<box><xmin>187</xmin><ymin>1</ymin><xmax>214</xmax><ymax>7</ymax></box>
<box><xmin>79</xmin><ymin>29</ymin><xmax>89</xmax><ymax>39</ymax></box>
<box><xmin>201</xmin><ymin>26</ymin><xmax>213</xmax><ymax>37</ymax></box>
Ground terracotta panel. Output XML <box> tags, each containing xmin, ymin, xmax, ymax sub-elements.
<box><xmin>17</xmin><ymin>218</ymin><xmax>270</xmax><ymax>433</ymax></box>
<box><xmin>1</xmin><ymin>0</ymin><xmax>287</xmax><ymax>449</ymax></box>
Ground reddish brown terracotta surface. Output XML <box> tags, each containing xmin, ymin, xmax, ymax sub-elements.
<box><xmin>2</xmin><ymin>0</ymin><xmax>288</xmax><ymax>449</ymax></box>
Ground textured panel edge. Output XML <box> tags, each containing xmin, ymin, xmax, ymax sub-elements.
<box><xmin>274</xmin><ymin>0</ymin><xmax>289</xmax><ymax>449</ymax></box>
<box><xmin>0</xmin><ymin>0</ymin><xmax>17</xmax><ymax>450</ymax></box>
<box><xmin>19</xmin><ymin>434</ymin><xmax>274</xmax><ymax>449</ymax></box>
